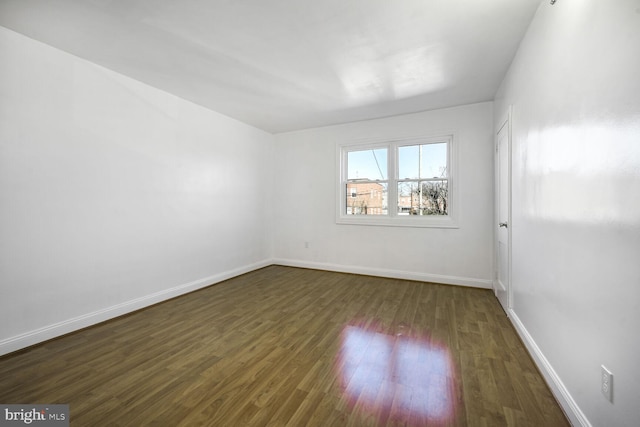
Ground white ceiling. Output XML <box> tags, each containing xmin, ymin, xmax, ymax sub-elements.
<box><xmin>0</xmin><ymin>0</ymin><xmax>541</xmax><ymax>133</ymax></box>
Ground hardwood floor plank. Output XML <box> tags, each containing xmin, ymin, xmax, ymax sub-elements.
<box><xmin>0</xmin><ymin>266</ymin><xmax>569</xmax><ymax>426</ymax></box>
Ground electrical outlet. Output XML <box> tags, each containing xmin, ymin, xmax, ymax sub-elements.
<box><xmin>304</xmin><ymin>241</ymin><xmax>310</xmax><ymax>249</ymax></box>
<box><xmin>601</xmin><ymin>365</ymin><xmax>613</xmax><ymax>402</ymax></box>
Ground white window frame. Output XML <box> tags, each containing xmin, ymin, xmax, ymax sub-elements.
<box><xmin>336</xmin><ymin>134</ymin><xmax>458</xmax><ymax>228</ymax></box>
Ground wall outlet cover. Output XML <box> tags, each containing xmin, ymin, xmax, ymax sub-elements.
<box><xmin>601</xmin><ymin>365</ymin><xmax>613</xmax><ymax>403</ymax></box>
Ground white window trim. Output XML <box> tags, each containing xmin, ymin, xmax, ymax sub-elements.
<box><xmin>336</xmin><ymin>134</ymin><xmax>459</xmax><ymax>228</ymax></box>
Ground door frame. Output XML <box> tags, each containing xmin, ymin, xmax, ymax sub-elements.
<box><xmin>494</xmin><ymin>107</ymin><xmax>512</xmax><ymax>313</ymax></box>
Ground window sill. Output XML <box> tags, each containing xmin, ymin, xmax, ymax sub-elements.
<box><xmin>336</xmin><ymin>215</ymin><xmax>459</xmax><ymax>229</ymax></box>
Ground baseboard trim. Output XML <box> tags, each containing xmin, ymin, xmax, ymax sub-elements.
<box><xmin>0</xmin><ymin>259</ymin><xmax>272</xmax><ymax>357</ymax></box>
<box><xmin>508</xmin><ymin>309</ymin><xmax>591</xmax><ymax>427</ymax></box>
<box><xmin>272</xmin><ymin>258</ymin><xmax>492</xmax><ymax>289</ymax></box>
<box><xmin>493</xmin><ymin>279</ymin><xmax>506</xmax><ymax>292</ymax></box>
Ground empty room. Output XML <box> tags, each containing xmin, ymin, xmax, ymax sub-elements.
<box><xmin>0</xmin><ymin>0</ymin><xmax>638</xmax><ymax>426</ymax></box>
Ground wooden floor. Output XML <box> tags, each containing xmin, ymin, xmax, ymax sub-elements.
<box><xmin>0</xmin><ymin>266</ymin><xmax>569</xmax><ymax>426</ymax></box>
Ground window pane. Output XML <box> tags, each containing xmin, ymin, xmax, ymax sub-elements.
<box><xmin>397</xmin><ymin>181</ymin><xmax>418</xmax><ymax>215</ymax></box>
<box><xmin>345</xmin><ymin>182</ymin><xmax>388</xmax><ymax>215</ymax></box>
<box><xmin>348</xmin><ymin>149</ymin><xmax>387</xmax><ymax>180</ymax></box>
<box><xmin>421</xmin><ymin>143</ymin><xmax>447</xmax><ymax>178</ymax></box>
<box><xmin>397</xmin><ymin>180</ymin><xmax>448</xmax><ymax>216</ymax></box>
<box><xmin>398</xmin><ymin>143</ymin><xmax>448</xmax><ymax>179</ymax></box>
<box><xmin>420</xmin><ymin>180</ymin><xmax>448</xmax><ymax>215</ymax></box>
<box><xmin>398</xmin><ymin>145</ymin><xmax>419</xmax><ymax>179</ymax></box>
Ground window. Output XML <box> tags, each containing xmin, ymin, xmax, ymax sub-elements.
<box><xmin>337</xmin><ymin>135</ymin><xmax>457</xmax><ymax>228</ymax></box>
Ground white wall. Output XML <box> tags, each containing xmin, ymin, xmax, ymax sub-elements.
<box><xmin>0</xmin><ymin>27</ymin><xmax>274</xmax><ymax>355</ymax></box>
<box><xmin>273</xmin><ymin>102</ymin><xmax>494</xmax><ymax>287</ymax></box>
<box><xmin>494</xmin><ymin>1</ymin><xmax>640</xmax><ymax>426</ymax></box>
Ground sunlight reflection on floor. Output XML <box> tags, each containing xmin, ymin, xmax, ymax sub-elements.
<box><xmin>335</xmin><ymin>324</ymin><xmax>456</xmax><ymax>425</ymax></box>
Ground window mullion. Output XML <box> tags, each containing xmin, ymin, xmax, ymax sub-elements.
<box><xmin>388</xmin><ymin>144</ymin><xmax>398</xmax><ymax>217</ymax></box>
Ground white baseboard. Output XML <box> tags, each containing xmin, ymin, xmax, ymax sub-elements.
<box><xmin>493</xmin><ymin>279</ymin><xmax>506</xmax><ymax>292</ymax></box>
<box><xmin>272</xmin><ymin>258</ymin><xmax>493</xmax><ymax>289</ymax></box>
<box><xmin>0</xmin><ymin>259</ymin><xmax>272</xmax><ymax>357</ymax></box>
<box><xmin>508</xmin><ymin>309</ymin><xmax>591</xmax><ymax>427</ymax></box>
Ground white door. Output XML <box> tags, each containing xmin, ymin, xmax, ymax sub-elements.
<box><xmin>495</xmin><ymin>115</ymin><xmax>511</xmax><ymax>312</ymax></box>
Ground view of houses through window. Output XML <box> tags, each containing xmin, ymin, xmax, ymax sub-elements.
<box><xmin>346</xmin><ymin>182</ymin><xmax>388</xmax><ymax>215</ymax></box>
